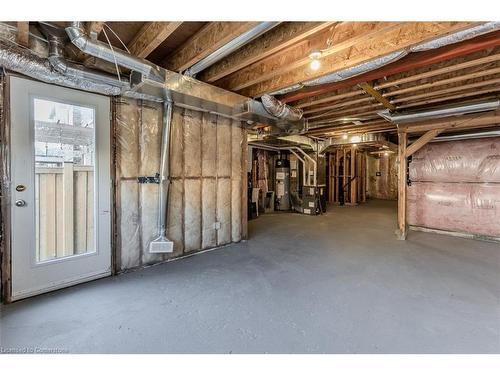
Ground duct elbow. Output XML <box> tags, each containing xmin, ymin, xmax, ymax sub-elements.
<box><xmin>261</xmin><ymin>94</ymin><xmax>303</xmax><ymax>122</ymax></box>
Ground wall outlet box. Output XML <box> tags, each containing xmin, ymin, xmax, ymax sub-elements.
<box><xmin>214</xmin><ymin>222</ymin><xmax>221</xmax><ymax>230</ymax></box>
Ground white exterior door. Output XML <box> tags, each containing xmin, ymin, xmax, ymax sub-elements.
<box><xmin>10</xmin><ymin>76</ymin><xmax>111</xmax><ymax>300</ymax></box>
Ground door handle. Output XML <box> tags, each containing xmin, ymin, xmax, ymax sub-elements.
<box><xmin>15</xmin><ymin>199</ymin><xmax>27</xmax><ymax>207</ymax></box>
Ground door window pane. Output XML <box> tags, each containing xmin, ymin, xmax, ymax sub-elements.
<box><xmin>33</xmin><ymin>98</ymin><xmax>95</xmax><ymax>262</ymax></box>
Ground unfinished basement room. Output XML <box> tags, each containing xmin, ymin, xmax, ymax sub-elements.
<box><xmin>1</xmin><ymin>3</ymin><xmax>500</xmax><ymax>364</ymax></box>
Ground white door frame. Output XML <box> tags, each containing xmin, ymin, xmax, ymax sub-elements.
<box><xmin>9</xmin><ymin>76</ymin><xmax>112</xmax><ymax>300</ymax></box>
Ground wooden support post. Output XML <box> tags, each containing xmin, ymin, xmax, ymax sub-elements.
<box><xmin>397</xmin><ymin>131</ymin><xmax>408</xmax><ymax>240</ymax></box>
<box><xmin>350</xmin><ymin>147</ymin><xmax>357</xmax><ymax>205</ymax></box>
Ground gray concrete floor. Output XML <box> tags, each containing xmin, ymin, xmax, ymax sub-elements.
<box><xmin>1</xmin><ymin>200</ymin><xmax>499</xmax><ymax>353</ymax></box>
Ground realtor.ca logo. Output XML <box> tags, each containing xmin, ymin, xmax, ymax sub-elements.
<box><xmin>0</xmin><ymin>347</ymin><xmax>69</xmax><ymax>354</ymax></box>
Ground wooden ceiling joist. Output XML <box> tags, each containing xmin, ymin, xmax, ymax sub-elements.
<box><xmin>358</xmin><ymin>82</ymin><xmax>396</xmax><ymax>110</ymax></box>
<box><xmin>197</xmin><ymin>22</ymin><xmax>335</xmax><ymax>83</ymax></box>
<box><xmin>303</xmin><ymin>96</ymin><xmax>374</xmax><ymax>115</ymax></box>
<box><xmin>296</xmin><ymin>89</ymin><xmax>365</xmax><ymax>109</ymax></box>
<box><xmin>375</xmin><ymin>52</ymin><xmax>500</xmax><ymax>90</ymax></box>
<box><xmin>398</xmin><ymin>88</ymin><xmax>500</xmax><ymax>109</ymax></box>
<box><xmin>392</xmin><ymin>77</ymin><xmax>500</xmax><ymax>104</ymax></box>
<box><xmin>164</xmin><ymin>22</ymin><xmax>259</xmax><ymax>72</ymax></box>
<box><xmin>217</xmin><ymin>22</ymin><xmax>400</xmax><ymax>93</ymax></box>
<box><xmin>16</xmin><ymin>22</ymin><xmax>29</xmax><ymax>47</ymax></box>
<box><xmin>384</xmin><ymin>67</ymin><xmax>500</xmax><ymax>97</ymax></box>
<box><xmin>306</xmin><ymin>103</ymin><xmax>383</xmax><ymax>120</ymax></box>
<box><xmin>238</xmin><ymin>22</ymin><xmax>477</xmax><ymax>98</ymax></box>
<box><xmin>128</xmin><ymin>22</ymin><xmax>183</xmax><ymax>58</ymax></box>
<box><xmin>281</xmin><ymin>29</ymin><xmax>500</xmax><ymax>104</ymax></box>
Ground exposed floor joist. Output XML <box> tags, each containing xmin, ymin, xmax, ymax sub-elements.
<box><xmin>281</xmin><ymin>29</ymin><xmax>500</xmax><ymax>103</ymax></box>
<box><xmin>216</xmin><ymin>22</ymin><xmax>400</xmax><ymax>93</ymax></box>
<box><xmin>164</xmin><ymin>22</ymin><xmax>259</xmax><ymax>72</ymax></box>
<box><xmin>237</xmin><ymin>22</ymin><xmax>478</xmax><ymax>98</ymax></box>
<box><xmin>197</xmin><ymin>22</ymin><xmax>336</xmax><ymax>83</ymax></box>
<box><xmin>128</xmin><ymin>22</ymin><xmax>183</xmax><ymax>58</ymax></box>
<box><xmin>16</xmin><ymin>22</ymin><xmax>29</xmax><ymax>47</ymax></box>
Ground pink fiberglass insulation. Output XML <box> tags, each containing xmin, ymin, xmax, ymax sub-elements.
<box><xmin>407</xmin><ymin>182</ymin><xmax>500</xmax><ymax>237</ymax></box>
<box><xmin>409</xmin><ymin>137</ymin><xmax>500</xmax><ymax>183</ymax></box>
<box><xmin>407</xmin><ymin>136</ymin><xmax>500</xmax><ymax>237</ymax></box>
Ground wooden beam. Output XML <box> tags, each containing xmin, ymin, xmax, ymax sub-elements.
<box><xmin>359</xmin><ymin>82</ymin><xmax>396</xmax><ymax>110</ymax></box>
<box><xmin>238</xmin><ymin>22</ymin><xmax>477</xmax><ymax>98</ymax></box>
<box><xmin>197</xmin><ymin>22</ymin><xmax>335</xmax><ymax>83</ymax></box>
<box><xmin>307</xmin><ymin>103</ymin><xmax>383</xmax><ymax>121</ymax></box>
<box><xmin>281</xmin><ymin>29</ymin><xmax>500</xmax><ymax>103</ymax></box>
<box><xmin>303</xmin><ymin>96</ymin><xmax>373</xmax><ymax>115</ymax></box>
<box><xmin>164</xmin><ymin>22</ymin><xmax>259</xmax><ymax>72</ymax></box>
<box><xmin>397</xmin><ymin>131</ymin><xmax>408</xmax><ymax>240</ymax></box>
<box><xmin>399</xmin><ymin>110</ymin><xmax>500</xmax><ymax>133</ymax></box>
<box><xmin>405</xmin><ymin>128</ymin><xmax>445</xmax><ymax>157</ymax></box>
<box><xmin>375</xmin><ymin>53</ymin><xmax>500</xmax><ymax>90</ymax></box>
<box><xmin>296</xmin><ymin>89</ymin><xmax>365</xmax><ymax>109</ymax></box>
<box><xmin>384</xmin><ymin>66</ymin><xmax>500</xmax><ymax>97</ymax></box>
<box><xmin>398</xmin><ymin>87</ymin><xmax>500</xmax><ymax>109</ymax></box>
<box><xmin>128</xmin><ymin>22</ymin><xmax>183</xmax><ymax>58</ymax></box>
<box><xmin>16</xmin><ymin>22</ymin><xmax>29</xmax><ymax>47</ymax></box>
<box><xmin>217</xmin><ymin>22</ymin><xmax>400</xmax><ymax>93</ymax></box>
<box><xmin>392</xmin><ymin>77</ymin><xmax>500</xmax><ymax>104</ymax></box>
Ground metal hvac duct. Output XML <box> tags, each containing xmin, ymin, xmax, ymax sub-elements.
<box><xmin>184</xmin><ymin>22</ymin><xmax>280</xmax><ymax>77</ymax></box>
<box><xmin>42</xmin><ymin>24</ymin><xmax>130</xmax><ymax>91</ymax></box>
<box><xmin>0</xmin><ymin>38</ymin><xmax>123</xmax><ymax>96</ymax></box>
<box><xmin>261</xmin><ymin>94</ymin><xmax>304</xmax><ymax>121</ymax></box>
<box><xmin>65</xmin><ymin>21</ymin><xmax>165</xmax><ymax>83</ymax></box>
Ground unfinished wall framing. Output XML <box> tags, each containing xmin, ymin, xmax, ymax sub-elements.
<box><xmin>366</xmin><ymin>153</ymin><xmax>398</xmax><ymax>200</ymax></box>
<box><xmin>327</xmin><ymin>147</ymin><xmax>367</xmax><ymax>205</ymax></box>
<box><xmin>114</xmin><ymin>98</ymin><xmax>248</xmax><ymax>272</ymax></box>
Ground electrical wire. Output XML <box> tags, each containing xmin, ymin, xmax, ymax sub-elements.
<box><xmin>101</xmin><ymin>27</ymin><xmax>122</xmax><ymax>83</ymax></box>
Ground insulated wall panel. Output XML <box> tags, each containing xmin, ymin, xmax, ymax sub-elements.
<box><xmin>202</xmin><ymin>178</ymin><xmax>216</xmax><ymax>249</ymax></box>
<box><xmin>217</xmin><ymin>116</ymin><xmax>231</xmax><ymax>177</ymax></box>
<box><xmin>202</xmin><ymin>113</ymin><xmax>217</xmax><ymax>177</ymax></box>
<box><xmin>409</xmin><ymin>137</ymin><xmax>500</xmax><ymax>183</ymax></box>
<box><xmin>170</xmin><ymin>107</ymin><xmax>184</xmax><ymax>178</ymax></box>
<box><xmin>115</xmin><ymin>99</ymin><xmax>247</xmax><ymax>272</ymax></box>
<box><xmin>184</xmin><ymin>179</ymin><xmax>202</xmax><ymax>252</ymax></box>
<box><xmin>184</xmin><ymin>109</ymin><xmax>202</xmax><ymax>177</ymax></box>
<box><xmin>217</xmin><ymin>178</ymin><xmax>231</xmax><ymax>245</ymax></box>
<box><xmin>167</xmin><ymin>179</ymin><xmax>184</xmax><ymax>256</ymax></box>
<box><xmin>407</xmin><ymin>137</ymin><xmax>500</xmax><ymax>237</ymax></box>
<box><xmin>116</xmin><ymin>98</ymin><xmax>140</xmax><ymax>178</ymax></box>
<box><xmin>407</xmin><ymin>182</ymin><xmax>500</xmax><ymax>237</ymax></box>
<box><xmin>119</xmin><ymin>181</ymin><xmax>141</xmax><ymax>269</ymax></box>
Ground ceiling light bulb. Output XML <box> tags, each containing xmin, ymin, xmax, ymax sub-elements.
<box><xmin>309</xmin><ymin>49</ymin><xmax>322</xmax><ymax>60</ymax></box>
<box><xmin>310</xmin><ymin>59</ymin><xmax>321</xmax><ymax>70</ymax></box>
<box><xmin>342</xmin><ymin>134</ymin><xmax>348</xmax><ymax>140</ymax></box>
<box><xmin>384</xmin><ymin>152</ymin><xmax>389</xmax><ymax>156</ymax></box>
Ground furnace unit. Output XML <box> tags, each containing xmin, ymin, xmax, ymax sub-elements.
<box><xmin>275</xmin><ymin>159</ymin><xmax>291</xmax><ymax>211</ymax></box>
